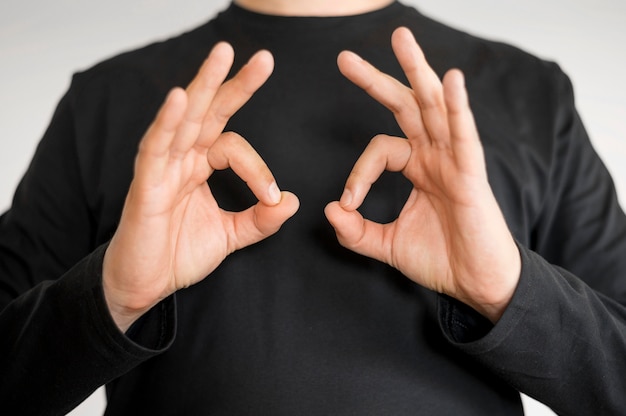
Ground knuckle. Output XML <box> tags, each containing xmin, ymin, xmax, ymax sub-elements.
<box><xmin>369</xmin><ymin>134</ymin><xmax>388</xmax><ymax>147</ymax></box>
<box><xmin>219</xmin><ymin>131</ymin><xmax>246</xmax><ymax>149</ymax></box>
<box><xmin>205</xmin><ymin>106</ymin><xmax>231</xmax><ymax>126</ymax></box>
<box><xmin>419</xmin><ymin>95</ymin><xmax>444</xmax><ymax>112</ymax></box>
<box><xmin>390</xmin><ymin>91</ymin><xmax>417</xmax><ymax>116</ymax></box>
<box><xmin>220</xmin><ymin>130</ymin><xmax>239</xmax><ymax>142</ymax></box>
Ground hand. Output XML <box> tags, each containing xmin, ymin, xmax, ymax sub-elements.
<box><xmin>324</xmin><ymin>27</ymin><xmax>520</xmax><ymax>322</ymax></box>
<box><xmin>103</xmin><ymin>43</ymin><xmax>299</xmax><ymax>332</ymax></box>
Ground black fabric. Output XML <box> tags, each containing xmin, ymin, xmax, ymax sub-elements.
<box><xmin>1</xmin><ymin>2</ymin><xmax>626</xmax><ymax>415</ymax></box>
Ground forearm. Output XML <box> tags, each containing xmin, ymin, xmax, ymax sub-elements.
<box><xmin>0</xmin><ymin>244</ymin><xmax>175</xmax><ymax>415</ymax></box>
<box><xmin>441</xmin><ymin>244</ymin><xmax>626</xmax><ymax>415</ymax></box>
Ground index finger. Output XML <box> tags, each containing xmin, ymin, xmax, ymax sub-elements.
<box><xmin>340</xmin><ymin>135</ymin><xmax>411</xmax><ymax>211</ymax></box>
<box><xmin>337</xmin><ymin>50</ymin><xmax>429</xmax><ymax>144</ymax></box>
<box><xmin>207</xmin><ymin>131</ymin><xmax>281</xmax><ymax>206</ymax></box>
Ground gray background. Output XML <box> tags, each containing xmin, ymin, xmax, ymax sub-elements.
<box><xmin>1</xmin><ymin>0</ymin><xmax>624</xmax><ymax>414</ymax></box>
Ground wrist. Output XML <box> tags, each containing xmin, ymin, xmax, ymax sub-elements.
<box><xmin>102</xmin><ymin>281</ymin><xmax>152</xmax><ymax>333</ymax></box>
<box><xmin>102</xmin><ymin>244</ymin><xmax>161</xmax><ymax>333</ymax></box>
<box><xmin>455</xmin><ymin>238</ymin><xmax>522</xmax><ymax>323</ymax></box>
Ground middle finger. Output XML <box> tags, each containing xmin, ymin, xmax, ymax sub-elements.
<box><xmin>198</xmin><ymin>49</ymin><xmax>275</xmax><ymax>148</ymax></box>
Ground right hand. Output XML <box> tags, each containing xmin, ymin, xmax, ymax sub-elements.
<box><xmin>103</xmin><ymin>43</ymin><xmax>299</xmax><ymax>332</ymax></box>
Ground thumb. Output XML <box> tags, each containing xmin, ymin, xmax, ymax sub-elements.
<box><xmin>229</xmin><ymin>191</ymin><xmax>300</xmax><ymax>252</ymax></box>
<box><xmin>254</xmin><ymin>191</ymin><xmax>300</xmax><ymax>236</ymax></box>
<box><xmin>324</xmin><ymin>201</ymin><xmax>388</xmax><ymax>264</ymax></box>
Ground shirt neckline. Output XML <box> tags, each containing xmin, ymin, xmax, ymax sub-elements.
<box><xmin>217</xmin><ymin>1</ymin><xmax>407</xmax><ymax>35</ymax></box>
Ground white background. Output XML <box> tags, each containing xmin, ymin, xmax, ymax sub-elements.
<box><xmin>1</xmin><ymin>0</ymin><xmax>624</xmax><ymax>414</ymax></box>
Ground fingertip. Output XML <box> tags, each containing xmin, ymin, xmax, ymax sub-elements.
<box><xmin>324</xmin><ymin>200</ymin><xmax>365</xmax><ymax>247</ymax></box>
<box><xmin>261</xmin><ymin>189</ymin><xmax>299</xmax><ymax>214</ymax></box>
<box><xmin>323</xmin><ymin>200</ymin><xmax>336</xmax><ymax>214</ymax></box>
<box><xmin>156</xmin><ymin>87</ymin><xmax>187</xmax><ymax>129</ymax></box>
<box><xmin>443</xmin><ymin>68</ymin><xmax>469</xmax><ymax>109</ymax></box>
<box><xmin>267</xmin><ymin>182</ymin><xmax>281</xmax><ymax>205</ymax></box>
<box><xmin>339</xmin><ymin>188</ymin><xmax>353</xmax><ymax>208</ymax></box>
<box><xmin>392</xmin><ymin>26</ymin><xmax>414</xmax><ymax>42</ymax></box>
<box><xmin>254</xmin><ymin>190</ymin><xmax>300</xmax><ymax>236</ymax></box>
<box><xmin>338</xmin><ymin>184</ymin><xmax>366</xmax><ymax>212</ymax></box>
<box><xmin>256</xmin><ymin>49</ymin><xmax>274</xmax><ymax>65</ymax></box>
<box><xmin>212</xmin><ymin>41</ymin><xmax>235</xmax><ymax>59</ymax></box>
<box><xmin>444</xmin><ymin>68</ymin><xmax>465</xmax><ymax>88</ymax></box>
<box><xmin>205</xmin><ymin>42</ymin><xmax>235</xmax><ymax>72</ymax></box>
<box><xmin>323</xmin><ymin>199</ymin><xmax>340</xmax><ymax>216</ymax></box>
<box><xmin>391</xmin><ymin>27</ymin><xmax>419</xmax><ymax>53</ymax></box>
<box><xmin>324</xmin><ymin>199</ymin><xmax>356</xmax><ymax>225</ymax></box>
<box><xmin>337</xmin><ymin>50</ymin><xmax>363</xmax><ymax>73</ymax></box>
<box><xmin>323</xmin><ymin>200</ymin><xmax>344</xmax><ymax>228</ymax></box>
<box><xmin>338</xmin><ymin>50</ymin><xmax>362</xmax><ymax>62</ymax></box>
<box><xmin>280</xmin><ymin>191</ymin><xmax>300</xmax><ymax>217</ymax></box>
<box><xmin>248</xmin><ymin>49</ymin><xmax>275</xmax><ymax>75</ymax></box>
<box><xmin>166</xmin><ymin>87</ymin><xmax>187</xmax><ymax>107</ymax></box>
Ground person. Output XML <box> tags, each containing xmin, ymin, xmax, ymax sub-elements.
<box><xmin>1</xmin><ymin>0</ymin><xmax>625</xmax><ymax>414</ymax></box>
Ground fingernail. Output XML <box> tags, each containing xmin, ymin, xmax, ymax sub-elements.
<box><xmin>340</xmin><ymin>189</ymin><xmax>352</xmax><ymax>207</ymax></box>
<box><xmin>269</xmin><ymin>182</ymin><xmax>281</xmax><ymax>204</ymax></box>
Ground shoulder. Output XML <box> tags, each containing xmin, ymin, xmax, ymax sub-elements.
<box><xmin>394</xmin><ymin>5</ymin><xmax>569</xmax><ymax>92</ymax></box>
<box><xmin>68</xmin><ymin>20</ymin><xmax>221</xmax><ymax>102</ymax></box>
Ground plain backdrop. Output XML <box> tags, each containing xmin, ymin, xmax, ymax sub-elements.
<box><xmin>1</xmin><ymin>0</ymin><xmax>624</xmax><ymax>415</ymax></box>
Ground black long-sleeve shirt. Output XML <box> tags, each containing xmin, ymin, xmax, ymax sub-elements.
<box><xmin>2</xmin><ymin>2</ymin><xmax>626</xmax><ymax>415</ymax></box>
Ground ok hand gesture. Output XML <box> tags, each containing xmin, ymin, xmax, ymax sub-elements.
<box><xmin>103</xmin><ymin>43</ymin><xmax>299</xmax><ymax>331</ymax></box>
<box><xmin>325</xmin><ymin>28</ymin><xmax>520</xmax><ymax>322</ymax></box>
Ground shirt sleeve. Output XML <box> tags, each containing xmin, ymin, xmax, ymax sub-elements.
<box><xmin>439</xmin><ymin>67</ymin><xmax>626</xmax><ymax>415</ymax></box>
<box><xmin>0</xmin><ymin>85</ymin><xmax>176</xmax><ymax>414</ymax></box>
<box><xmin>0</xmin><ymin>244</ymin><xmax>176</xmax><ymax>414</ymax></box>
<box><xmin>440</xmin><ymin>245</ymin><xmax>626</xmax><ymax>415</ymax></box>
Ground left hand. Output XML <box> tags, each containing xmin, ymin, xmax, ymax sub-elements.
<box><xmin>324</xmin><ymin>27</ymin><xmax>520</xmax><ymax>322</ymax></box>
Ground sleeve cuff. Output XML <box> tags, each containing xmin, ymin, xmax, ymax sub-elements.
<box><xmin>70</xmin><ymin>243</ymin><xmax>177</xmax><ymax>361</ymax></box>
<box><xmin>438</xmin><ymin>243</ymin><xmax>534</xmax><ymax>352</ymax></box>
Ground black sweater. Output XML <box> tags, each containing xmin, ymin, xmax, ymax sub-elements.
<box><xmin>2</xmin><ymin>2</ymin><xmax>626</xmax><ymax>415</ymax></box>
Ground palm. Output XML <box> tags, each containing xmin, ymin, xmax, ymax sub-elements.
<box><xmin>391</xmin><ymin>187</ymin><xmax>453</xmax><ymax>293</ymax></box>
<box><xmin>389</xmin><ymin>141</ymin><xmax>486</xmax><ymax>294</ymax></box>
<box><xmin>158</xmin><ymin>154</ymin><xmax>226</xmax><ymax>291</ymax></box>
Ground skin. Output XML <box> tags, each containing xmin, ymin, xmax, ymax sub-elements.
<box><xmin>103</xmin><ymin>45</ymin><xmax>300</xmax><ymax>332</ymax></box>
<box><xmin>233</xmin><ymin>0</ymin><xmax>395</xmax><ymax>16</ymax></box>
<box><xmin>325</xmin><ymin>29</ymin><xmax>520</xmax><ymax>323</ymax></box>
<box><xmin>103</xmin><ymin>2</ymin><xmax>521</xmax><ymax>332</ymax></box>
